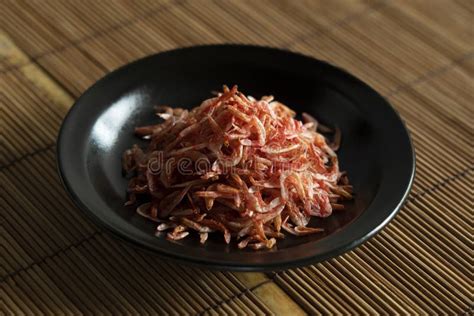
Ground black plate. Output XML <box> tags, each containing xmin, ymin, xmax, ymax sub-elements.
<box><xmin>57</xmin><ymin>45</ymin><xmax>415</xmax><ymax>271</ymax></box>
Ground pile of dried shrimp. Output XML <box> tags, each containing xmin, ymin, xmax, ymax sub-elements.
<box><xmin>123</xmin><ymin>85</ymin><xmax>352</xmax><ymax>250</ymax></box>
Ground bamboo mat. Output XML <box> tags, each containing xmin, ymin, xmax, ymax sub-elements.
<box><xmin>1</xmin><ymin>0</ymin><xmax>472</xmax><ymax>315</ymax></box>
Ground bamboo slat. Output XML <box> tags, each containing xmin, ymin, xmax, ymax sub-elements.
<box><xmin>0</xmin><ymin>0</ymin><xmax>175</xmax><ymax>57</ymax></box>
<box><xmin>0</xmin><ymin>67</ymin><xmax>71</xmax><ymax>165</ymax></box>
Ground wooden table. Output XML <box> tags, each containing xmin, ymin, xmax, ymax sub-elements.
<box><xmin>1</xmin><ymin>1</ymin><xmax>472</xmax><ymax>314</ymax></box>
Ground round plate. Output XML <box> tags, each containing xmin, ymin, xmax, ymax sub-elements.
<box><xmin>57</xmin><ymin>45</ymin><xmax>415</xmax><ymax>271</ymax></box>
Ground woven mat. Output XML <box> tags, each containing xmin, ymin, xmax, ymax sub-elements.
<box><xmin>1</xmin><ymin>0</ymin><xmax>472</xmax><ymax>314</ymax></box>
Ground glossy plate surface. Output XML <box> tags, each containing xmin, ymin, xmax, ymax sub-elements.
<box><xmin>57</xmin><ymin>45</ymin><xmax>415</xmax><ymax>271</ymax></box>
